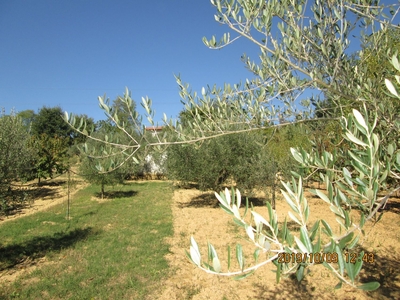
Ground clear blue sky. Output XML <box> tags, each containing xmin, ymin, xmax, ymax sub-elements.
<box><xmin>0</xmin><ymin>1</ymin><xmax>260</xmax><ymax>125</ymax></box>
<box><xmin>1</xmin><ymin>1</ymin><xmax>397</xmax><ymax>125</ymax></box>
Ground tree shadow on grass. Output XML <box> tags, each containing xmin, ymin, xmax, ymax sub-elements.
<box><xmin>39</xmin><ymin>180</ymin><xmax>66</xmax><ymax>187</ymax></box>
<box><xmin>173</xmin><ymin>182</ymin><xmax>200</xmax><ymax>190</ymax></box>
<box><xmin>178</xmin><ymin>192</ymin><xmax>267</xmax><ymax>208</ymax></box>
<box><xmin>0</xmin><ymin>227</ymin><xmax>99</xmax><ymax>271</ymax></box>
<box><xmin>94</xmin><ymin>190</ymin><xmax>138</xmax><ymax>199</ymax></box>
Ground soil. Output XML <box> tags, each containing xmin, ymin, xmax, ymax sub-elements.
<box><xmin>157</xmin><ymin>186</ymin><xmax>400</xmax><ymax>300</ymax></box>
<box><xmin>0</xmin><ymin>175</ymin><xmax>87</xmax><ymax>224</ymax></box>
<box><xmin>1</xmin><ymin>180</ymin><xmax>399</xmax><ymax>299</ymax></box>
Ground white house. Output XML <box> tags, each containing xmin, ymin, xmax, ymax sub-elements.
<box><xmin>144</xmin><ymin>126</ymin><xmax>167</xmax><ymax>176</ymax></box>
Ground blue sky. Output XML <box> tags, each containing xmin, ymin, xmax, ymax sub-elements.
<box><xmin>1</xmin><ymin>1</ymin><xmax>397</xmax><ymax>126</ymax></box>
<box><xmin>0</xmin><ymin>1</ymin><xmax>260</xmax><ymax>125</ymax></box>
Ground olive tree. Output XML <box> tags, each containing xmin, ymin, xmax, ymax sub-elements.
<box><xmin>64</xmin><ymin>0</ymin><xmax>400</xmax><ymax>290</ymax></box>
<box><xmin>0</xmin><ymin>110</ymin><xmax>35</xmax><ymax>213</ymax></box>
<box><xmin>78</xmin><ymin>137</ymin><xmax>130</xmax><ymax>199</ymax></box>
<box><xmin>167</xmin><ymin>130</ymin><xmax>275</xmax><ymax>193</ymax></box>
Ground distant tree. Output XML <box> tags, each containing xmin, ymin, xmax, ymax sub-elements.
<box><xmin>29</xmin><ymin>134</ymin><xmax>69</xmax><ymax>184</ymax></box>
<box><xmin>17</xmin><ymin>109</ymin><xmax>36</xmax><ymax>133</ymax></box>
<box><xmin>167</xmin><ymin>129</ymin><xmax>275</xmax><ymax>196</ymax></box>
<box><xmin>78</xmin><ymin>129</ymin><xmax>133</xmax><ymax>199</ymax></box>
<box><xmin>31</xmin><ymin>106</ymin><xmax>75</xmax><ymax>142</ymax></box>
<box><xmin>74</xmin><ymin>94</ymin><xmax>143</xmax><ymax>196</ymax></box>
<box><xmin>262</xmin><ymin>123</ymin><xmax>313</xmax><ymax>203</ymax></box>
<box><xmin>29</xmin><ymin>106</ymin><xmax>74</xmax><ymax>184</ymax></box>
<box><xmin>97</xmin><ymin>95</ymin><xmax>142</xmax><ymax>136</ymax></box>
<box><xmin>71</xmin><ymin>114</ymin><xmax>96</xmax><ymax>145</ymax></box>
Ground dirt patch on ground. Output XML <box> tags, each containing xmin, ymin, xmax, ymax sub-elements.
<box><xmin>157</xmin><ymin>187</ymin><xmax>400</xmax><ymax>300</ymax></box>
<box><xmin>0</xmin><ymin>175</ymin><xmax>87</xmax><ymax>224</ymax></box>
<box><xmin>0</xmin><ymin>256</ymin><xmax>57</xmax><ymax>286</ymax></box>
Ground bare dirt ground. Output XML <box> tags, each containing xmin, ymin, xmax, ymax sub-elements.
<box><xmin>157</xmin><ymin>186</ymin><xmax>400</xmax><ymax>300</ymax></box>
<box><xmin>0</xmin><ymin>175</ymin><xmax>87</xmax><ymax>224</ymax></box>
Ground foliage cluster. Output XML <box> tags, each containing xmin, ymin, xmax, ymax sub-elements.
<box><xmin>78</xmin><ymin>130</ymin><xmax>138</xmax><ymax>199</ymax></box>
<box><xmin>167</xmin><ymin>131</ymin><xmax>274</xmax><ymax>193</ymax></box>
<box><xmin>0</xmin><ymin>97</ymin><xmax>149</xmax><ymax>213</ymax></box>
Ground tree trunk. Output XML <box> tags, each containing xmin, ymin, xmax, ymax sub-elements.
<box><xmin>272</xmin><ymin>178</ymin><xmax>276</xmax><ymax>210</ymax></box>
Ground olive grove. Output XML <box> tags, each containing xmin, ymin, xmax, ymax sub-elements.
<box><xmin>64</xmin><ymin>0</ymin><xmax>400</xmax><ymax>291</ymax></box>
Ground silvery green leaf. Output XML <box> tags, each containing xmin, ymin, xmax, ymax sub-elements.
<box><xmin>236</xmin><ymin>189</ymin><xmax>241</xmax><ymax>209</ymax></box>
<box><xmin>215</xmin><ymin>191</ymin><xmax>228</xmax><ymax>207</ymax></box>
<box><xmin>335</xmin><ymin>245</ymin><xmax>344</xmax><ymax>275</ymax></box>
<box><xmin>232</xmin><ymin>204</ymin><xmax>241</xmax><ymax>219</ymax></box>
<box><xmin>281</xmin><ymin>190</ymin><xmax>300</xmax><ymax>214</ymax></box>
<box><xmin>246</xmin><ymin>225</ymin><xmax>255</xmax><ymax>241</ymax></box>
<box><xmin>358</xmin><ymin>282</ymin><xmax>380</xmax><ymax>291</ymax></box>
<box><xmin>391</xmin><ymin>55</ymin><xmax>400</xmax><ymax>71</ymax></box>
<box><xmin>213</xmin><ymin>257</ymin><xmax>221</xmax><ymax>273</ymax></box>
<box><xmin>225</xmin><ymin>188</ymin><xmax>231</xmax><ymax>206</ymax></box>
<box><xmin>385</xmin><ymin>79</ymin><xmax>399</xmax><ymax>97</ymax></box>
<box><xmin>190</xmin><ymin>236</ymin><xmax>201</xmax><ymax>266</ymax></box>
<box><xmin>313</xmin><ymin>189</ymin><xmax>330</xmax><ymax>204</ymax></box>
<box><xmin>236</xmin><ymin>244</ymin><xmax>244</xmax><ymax>271</ymax></box>
<box><xmin>233</xmin><ymin>270</ymin><xmax>255</xmax><ymax>280</ymax></box>
<box><xmin>258</xmin><ymin>234</ymin><xmax>265</xmax><ymax>247</ymax></box>
<box><xmin>294</xmin><ymin>236</ymin><xmax>308</xmax><ymax>253</ymax></box>
<box><xmin>321</xmin><ymin>219</ymin><xmax>333</xmax><ymax>236</ymax></box>
<box><xmin>345</xmin><ymin>132</ymin><xmax>368</xmax><ymax>147</ymax></box>
<box><xmin>190</xmin><ymin>246</ymin><xmax>201</xmax><ymax>266</ymax></box>
<box><xmin>300</xmin><ymin>226</ymin><xmax>313</xmax><ymax>253</ymax></box>
<box><xmin>296</xmin><ymin>265</ymin><xmax>305</xmax><ymax>282</ymax></box>
<box><xmin>354</xmin><ymin>251</ymin><xmax>363</xmax><ymax>277</ymax></box>
<box><xmin>388</xmin><ymin>144</ymin><xmax>395</xmax><ymax>156</ymax></box>
<box><xmin>352</xmin><ymin>109</ymin><xmax>368</xmax><ymax>133</ymax></box>
<box><xmin>290</xmin><ymin>147</ymin><xmax>304</xmax><ymax>164</ymax></box>
<box><xmin>288</xmin><ymin>211</ymin><xmax>302</xmax><ymax>225</ymax></box>
<box><xmin>251</xmin><ymin>211</ymin><xmax>270</xmax><ymax>227</ymax></box>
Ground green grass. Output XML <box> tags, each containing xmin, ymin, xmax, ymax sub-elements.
<box><xmin>0</xmin><ymin>181</ymin><xmax>174</xmax><ymax>300</ymax></box>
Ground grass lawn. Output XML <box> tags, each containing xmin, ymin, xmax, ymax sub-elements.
<box><xmin>0</xmin><ymin>181</ymin><xmax>174</xmax><ymax>300</ymax></box>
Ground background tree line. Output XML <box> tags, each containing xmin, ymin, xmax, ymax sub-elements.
<box><xmin>0</xmin><ymin>96</ymin><xmax>153</xmax><ymax>214</ymax></box>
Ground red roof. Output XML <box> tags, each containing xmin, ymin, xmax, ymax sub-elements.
<box><xmin>145</xmin><ymin>126</ymin><xmax>164</xmax><ymax>131</ymax></box>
